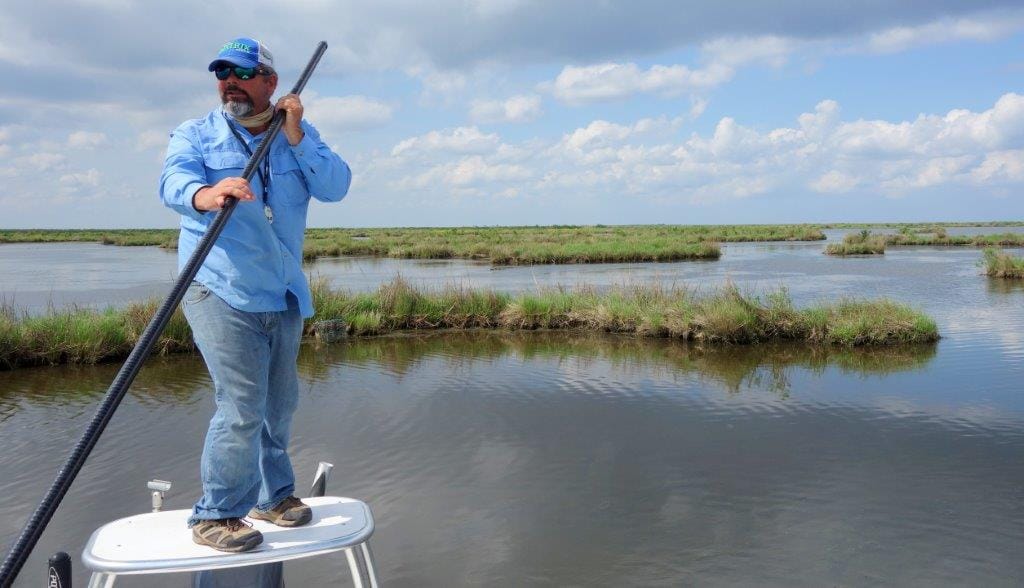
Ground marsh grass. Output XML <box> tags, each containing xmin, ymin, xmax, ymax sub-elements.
<box><xmin>300</xmin><ymin>225</ymin><xmax>824</xmax><ymax>264</ymax></box>
<box><xmin>0</xmin><ymin>300</ymin><xmax>194</xmax><ymax>370</ymax></box>
<box><xmin>885</xmin><ymin>232</ymin><xmax>1024</xmax><ymax>247</ymax></box>
<box><xmin>0</xmin><ymin>278</ymin><xmax>937</xmax><ymax>369</ymax></box>
<box><xmin>0</xmin><ymin>229</ymin><xmax>177</xmax><ymax>248</ymax></box>
<box><xmin>822</xmin><ymin>221</ymin><xmax>1024</xmax><ymax>229</ymax></box>
<box><xmin>1</xmin><ymin>225</ymin><xmax>827</xmax><ymax>265</ymax></box>
<box><xmin>7</xmin><ymin>224</ymin><xmax>1023</xmax><ymax>262</ymax></box>
<box><xmin>309</xmin><ymin>278</ymin><xmax>936</xmax><ymax>344</ymax></box>
<box><xmin>825</xmin><ymin>230</ymin><xmax>887</xmax><ymax>256</ymax></box>
<box><xmin>486</xmin><ymin>241</ymin><xmax>723</xmax><ymax>265</ymax></box>
<box><xmin>982</xmin><ymin>248</ymin><xmax>1024</xmax><ymax>278</ymax></box>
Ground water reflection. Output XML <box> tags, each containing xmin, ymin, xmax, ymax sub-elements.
<box><xmin>319</xmin><ymin>332</ymin><xmax>938</xmax><ymax>397</ymax></box>
<box><xmin>0</xmin><ymin>357</ymin><xmax>209</xmax><ymax>417</ymax></box>
<box><xmin>0</xmin><ymin>333</ymin><xmax>938</xmax><ymax>417</ymax></box>
<box><xmin>0</xmin><ymin>332</ymin><xmax>1020</xmax><ymax>587</ymax></box>
<box><xmin>985</xmin><ymin>276</ymin><xmax>1024</xmax><ymax>294</ymax></box>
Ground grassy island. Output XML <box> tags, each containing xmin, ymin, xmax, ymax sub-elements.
<box><xmin>825</xmin><ymin>230</ymin><xmax>886</xmax><ymax>256</ymax></box>
<box><xmin>1</xmin><ymin>225</ymin><xmax>829</xmax><ymax>265</ymax></box>
<box><xmin>982</xmin><ymin>248</ymin><xmax>1024</xmax><ymax>278</ymax></box>
<box><xmin>821</xmin><ymin>221</ymin><xmax>1024</xmax><ymax>229</ymax></box>
<box><xmin>885</xmin><ymin>227</ymin><xmax>1024</xmax><ymax>247</ymax></box>
<box><xmin>0</xmin><ymin>229</ymin><xmax>177</xmax><ymax>247</ymax></box>
<box><xmin>0</xmin><ymin>279</ymin><xmax>938</xmax><ymax>370</ymax></box>
<box><xmin>7</xmin><ymin>224</ymin><xmax>1020</xmax><ymax>266</ymax></box>
<box><xmin>301</xmin><ymin>225</ymin><xmax>825</xmax><ymax>264</ymax></box>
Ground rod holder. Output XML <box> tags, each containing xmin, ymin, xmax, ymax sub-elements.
<box><xmin>147</xmin><ymin>479</ymin><xmax>171</xmax><ymax>513</ymax></box>
<box><xmin>309</xmin><ymin>462</ymin><xmax>334</xmax><ymax>498</ymax></box>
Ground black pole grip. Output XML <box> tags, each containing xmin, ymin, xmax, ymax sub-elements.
<box><xmin>0</xmin><ymin>41</ymin><xmax>328</xmax><ymax>588</ymax></box>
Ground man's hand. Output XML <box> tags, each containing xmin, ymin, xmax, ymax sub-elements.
<box><xmin>193</xmin><ymin>177</ymin><xmax>255</xmax><ymax>211</ymax></box>
<box><xmin>277</xmin><ymin>94</ymin><xmax>305</xmax><ymax>146</ymax></box>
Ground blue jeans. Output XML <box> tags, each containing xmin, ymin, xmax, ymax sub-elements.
<box><xmin>182</xmin><ymin>281</ymin><xmax>304</xmax><ymax>525</ymax></box>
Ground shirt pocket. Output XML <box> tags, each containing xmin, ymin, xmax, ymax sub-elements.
<box><xmin>271</xmin><ymin>152</ymin><xmax>309</xmax><ymax>206</ymax></box>
<box><xmin>203</xmin><ymin>150</ymin><xmax>248</xmax><ymax>184</ymax></box>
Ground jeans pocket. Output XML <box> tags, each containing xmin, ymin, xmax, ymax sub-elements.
<box><xmin>184</xmin><ymin>281</ymin><xmax>211</xmax><ymax>305</ymax></box>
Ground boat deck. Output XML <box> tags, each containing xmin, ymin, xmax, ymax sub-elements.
<box><xmin>82</xmin><ymin>496</ymin><xmax>373</xmax><ymax>575</ymax></box>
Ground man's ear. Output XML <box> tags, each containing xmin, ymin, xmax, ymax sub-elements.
<box><xmin>267</xmin><ymin>73</ymin><xmax>279</xmax><ymax>94</ymax></box>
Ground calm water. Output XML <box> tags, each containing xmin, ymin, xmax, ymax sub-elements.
<box><xmin>2</xmin><ymin>226</ymin><xmax>1024</xmax><ymax>313</ymax></box>
<box><xmin>1</xmin><ymin>233</ymin><xmax>1023</xmax><ymax>586</ymax></box>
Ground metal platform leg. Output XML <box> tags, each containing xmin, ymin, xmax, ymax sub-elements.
<box><xmin>360</xmin><ymin>541</ymin><xmax>379</xmax><ymax>587</ymax></box>
<box><xmin>88</xmin><ymin>571</ymin><xmax>117</xmax><ymax>587</ymax></box>
<box><xmin>344</xmin><ymin>541</ymin><xmax>378</xmax><ymax>588</ymax></box>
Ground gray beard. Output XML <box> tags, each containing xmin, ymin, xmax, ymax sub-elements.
<box><xmin>223</xmin><ymin>100</ymin><xmax>253</xmax><ymax>118</ymax></box>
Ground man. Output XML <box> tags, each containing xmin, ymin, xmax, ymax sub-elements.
<box><xmin>160</xmin><ymin>37</ymin><xmax>351</xmax><ymax>552</ymax></box>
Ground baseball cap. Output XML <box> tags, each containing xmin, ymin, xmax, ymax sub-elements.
<box><xmin>207</xmin><ymin>37</ymin><xmax>275</xmax><ymax>72</ymax></box>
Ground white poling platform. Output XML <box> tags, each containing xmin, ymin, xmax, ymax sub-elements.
<box><xmin>82</xmin><ymin>496</ymin><xmax>374</xmax><ymax>575</ymax></box>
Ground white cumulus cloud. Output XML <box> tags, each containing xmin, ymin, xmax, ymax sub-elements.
<box><xmin>810</xmin><ymin>170</ymin><xmax>859</xmax><ymax>193</ymax></box>
<box><xmin>18</xmin><ymin>152</ymin><xmax>67</xmax><ymax>173</ymax></box>
<box><xmin>470</xmin><ymin>94</ymin><xmax>543</xmax><ymax>124</ymax></box>
<box><xmin>67</xmin><ymin>131</ymin><xmax>107</xmax><ymax>149</ymax></box>
<box><xmin>58</xmin><ymin>168</ymin><xmax>101</xmax><ymax>189</ymax></box>
<box><xmin>392</xmin><ymin>126</ymin><xmax>501</xmax><ymax>157</ymax></box>
<box><xmin>306</xmin><ymin>95</ymin><xmax>393</xmax><ymax>133</ymax></box>
<box><xmin>864</xmin><ymin>13</ymin><xmax>1024</xmax><ymax>54</ymax></box>
<box><xmin>136</xmin><ymin>129</ymin><xmax>169</xmax><ymax>151</ymax></box>
<box><xmin>970</xmin><ymin>150</ymin><xmax>1024</xmax><ymax>183</ymax></box>
<box><xmin>365</xmin><ymin>93</ymin><xmax>1024</xmax><ymax>208</ymax></box>
<box><xmin>700</xmin><ymin>35</ymin><xmax>796</xmax><ymax>68</ymax></box>
<box><xmin>549</xmin><ymin>61</ymin><xmax>733</xmax><ymax>105</ymax></box>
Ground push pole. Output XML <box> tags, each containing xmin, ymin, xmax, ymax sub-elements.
<box><xmin>0</xmin><ymin>41</ymin><xmax>329</xmax><ymax>587</ymax></box>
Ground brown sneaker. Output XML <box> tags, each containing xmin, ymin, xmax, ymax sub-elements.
<box><xmin>248</xmin><ymin>496</ymin><xmax>312</xmax><ymax>527</ymax></box>
<box><xmin>192</xmin><ymin>518</ymin><xmax>263</xmax><ymax>552</ymax></box>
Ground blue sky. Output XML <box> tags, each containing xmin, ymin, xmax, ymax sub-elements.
<box><xmin>1</xmin><ymin>1</ymin><xmax>1024</xmax><ymax>228</ymax></box>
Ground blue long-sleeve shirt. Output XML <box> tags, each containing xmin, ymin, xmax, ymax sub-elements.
<box><xmin>160</xmin><ymin>107</ymin><xmax>351</xmax><ymax>318</ymax></box>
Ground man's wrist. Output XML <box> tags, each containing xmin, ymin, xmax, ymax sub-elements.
<box><xmin>286</xmin><ymin>128</ymin><xmax>304</xmax><ymax>146</ymax></box>
<box><xmin>191</xmin><ymin>185</ymin><xmax>211</xmax><ymax>212</ymax></box>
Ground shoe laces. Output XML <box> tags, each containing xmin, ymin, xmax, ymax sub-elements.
<box><xmin>223</xmin><ymin>518</ymin><xmax>252</xmax><ymax>532</ymax></box>
<box><xmin>278</xmin><ymin>495</ymin><xmax>304</xmax><ymax>510</ymax></box>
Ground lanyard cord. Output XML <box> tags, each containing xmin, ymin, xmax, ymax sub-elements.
<box><xmin>224</xmin><ymin>113</ymin><xmax>271</xmax><ymax>205</ymax></box>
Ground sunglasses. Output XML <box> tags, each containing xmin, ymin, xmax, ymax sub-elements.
<box><xmin>214</xmin><ymin>66</ymin><xmax>271</xmax><ymax>81</ymax></box>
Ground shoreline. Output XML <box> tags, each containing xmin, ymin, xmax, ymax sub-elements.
<box><xmin>3</xmin><ymin>224</ymin><xmax>1023</xmax><ymax>266</ymax></box>
<box><xmin>0</xmin><ymin>278</ymin><xmax>939</xmax><ymax>371</ymax></box>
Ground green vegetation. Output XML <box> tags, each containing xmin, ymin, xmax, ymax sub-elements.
<box><xmin>895</xmin><ymin>225</ymin><xmax>948</xmax><ymax>239</ymax></box>
<box><xmin>982</xmin><ymin>248</ymin><xmax>1024</xmax><ymax>279</ymax></box>
<box><xmin>0</xmin><ymin>229</ymin><xmax>177</xmax><ymax>248</ymax></box>
<box><xmin>301</xmin><ymin>225</ymin><xmax>827</xmax><ymax>264</ymax></box>
<box><xmin>6</xmin><ymin>224</ymin><xmax>1021</xmax><ymax>264</ymax></box>
<box><xmin>0</xmin><ymin>278</ymin><xmax>938</xmax><ymax>370</ymax></box>
<box><xmin>2</xmin><ymin>225</ymin><xmax>829</xmax><ymax>265</ymax></box>
<box><xmin>821</xmin><ymin>221</ymin><xmax>1024</xmax><ymax>229</ymax></box>
<box><xmin>822</xmin><ymin>223</ymin><xmax>1024</xmax><ymax>247</ymax></box>
<box><xmin>0</xmin><ymin>300</ymin><xmax>194</xmax><ymax>370</ymax></box>
<box><xmin>826</xmin><ymin>230</ymin><xmax>886</xmax><ymax>255</ymax></box>
<box><xmin>885</xmin><ymin>231</ymin><xmax>1024</xmax><ymax>247</ymax></box>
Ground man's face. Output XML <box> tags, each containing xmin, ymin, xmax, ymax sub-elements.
<box><xmin>218</xmin><ymin>66</ymin><xmax>277</xmax><ymax>116</ymax></box>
